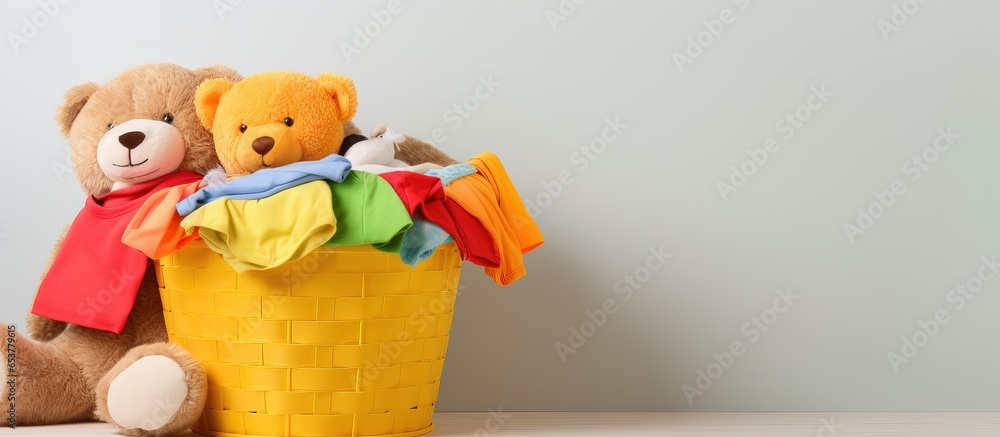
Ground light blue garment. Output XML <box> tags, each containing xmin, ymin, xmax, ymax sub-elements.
<box><xmin>425</xmin><ymin>163</ymin><xmax>476</xmax><ymax>187</ymax></box>
<box><xmin>400</xmin><ymin>215</ymin><xmax>453</xmax><ymax>267</ymax></box>
<box><xmin>176</xmin><ymin>154</ymin><xmax>352</xmax><ymax>216</ymax></box>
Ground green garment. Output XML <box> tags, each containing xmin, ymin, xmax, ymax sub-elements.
<box><xmin>324</xmin><ymin>171</ymin><xmax>413</xmax><ymax>253</ymax></box>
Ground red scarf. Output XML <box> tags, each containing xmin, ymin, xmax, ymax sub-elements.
<box><xmin>32</xmin><ymin>171</ymin><xmax>203</xmax><ymax>334</ymax></box>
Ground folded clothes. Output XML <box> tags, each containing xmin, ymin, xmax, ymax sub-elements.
<box><xmin>323</xmin><ymin>171</ymin><xmax>413</xmax><ymax>253</ymax></box>
<box><xmin>445</xmin><ymin>152</ymin><xmax>544</xmax><ymax>286</ymax></box>
<box><xmin>123</xmin><ymin>180</ymin><xmax>203</xmax><ymax>259</ymax></box>
<box><xmin>180</xmin><ymin>181</ymin><xmax>337</xmax><ymax>273</ymax></box>
<box><xmin>176</xmin><ymin>154</ymin><xmax>352</xmax><ymax>216</ymax></box>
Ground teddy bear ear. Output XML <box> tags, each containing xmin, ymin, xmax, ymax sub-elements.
<box><xmin>55</xmin><ymin>82</ymin><xmax>100</xmax><ymax>138</ymax></box>
<box><xmin>193</xmin><ymin>64</ymin><xmax>242</xmax><ymax>83</ymax></box>
<box><xmin>316</xmin><ymin>73</ymin><xmax>358</xmax><ymax>121</ymax></box>
<box><xmin>194</xmin><ymin>78</ymin><xmax>236</xmax><ymax>131</ymax></box>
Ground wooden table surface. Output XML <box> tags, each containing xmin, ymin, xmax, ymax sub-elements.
<box><xmin>3</xmin><ymin>412</ymin><xmax>998</xmax><ymax>436</ymax></box>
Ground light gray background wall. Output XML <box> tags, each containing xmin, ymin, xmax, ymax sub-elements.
<box><xmin>1</xmin><ymin>0</ymin><xmax>999</xmax><ymax>412</ymax></box>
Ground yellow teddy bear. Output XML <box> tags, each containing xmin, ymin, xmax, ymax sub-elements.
<box><xmin>194</xmin><ymin>70</ymin><xmax>358</xmax><ymax>175</ymax></box>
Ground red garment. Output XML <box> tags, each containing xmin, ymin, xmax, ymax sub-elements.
<box><xmin>379</xmin><ymin>172</ymin><xmax>500</xmax><ymax>268</ymax></box>
<box><xmin>32</xmin><ymin>171</ymin><xmax>203</xmax><ymax>334</ymax></box>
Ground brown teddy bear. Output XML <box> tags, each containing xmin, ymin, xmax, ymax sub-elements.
<box><xmin>1</xmin><ymin>63</ymin><xmax>241</xmax><ymax>436</ymax></box>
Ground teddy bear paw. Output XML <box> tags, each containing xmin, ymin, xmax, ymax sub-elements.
<box><xmin>106</xmin><ymin>355</ymin><xmax>188</xmax><ymax>434</ymax></box>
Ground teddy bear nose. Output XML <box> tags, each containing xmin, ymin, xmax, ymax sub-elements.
<box><xmin>252</xmin><ymin>136</ymin><xmax>275</xmax><ymax>156</ymax></box>
<box><xmin>118</xmin><ymin>131</ymin><xmax>146</xmax><ymax>150</ymax></box>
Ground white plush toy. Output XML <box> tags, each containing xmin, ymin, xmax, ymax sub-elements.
<box><xmin>345</xmin><ymin>123</ymin><xmax>443</xmax><ymax>174</ymax></box>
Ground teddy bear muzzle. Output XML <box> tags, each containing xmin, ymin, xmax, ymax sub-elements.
<box><xmin>96</xmin><ymin>119</ymin><xmax>187</xmax><ymax>187</ymax></box>
<box><xmin>238</xmin><ymin>122</ymin><xmax>303</xmax><ymax>171</ymax></box>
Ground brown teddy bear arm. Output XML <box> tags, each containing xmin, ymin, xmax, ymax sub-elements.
<box><xmin>395</xmin><ymin>135</ymin><xmax>460</xmax><ymax>167</ymax></box>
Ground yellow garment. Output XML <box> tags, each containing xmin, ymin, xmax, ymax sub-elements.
<box><xmin>444</xmin><ymin>152</ymin><xmax>544</xmax><ymax>286</ymax></box>
<box><xmin>180</xmin><ymin>181</ymin><xmax>336</xmax><ymax>273</ymax></box>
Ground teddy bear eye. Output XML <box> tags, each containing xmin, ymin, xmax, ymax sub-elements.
<box><xmin>162</xmin><ymin>113</ymin><xmax>174</xmax><ymax>124</ymax></box>
<box><xmin>239</xmin><ymin>124</ymin><xmax>248</xmax><ymax>133</ymax></box>
<box><xmin>284</xmin><ymin>117</ymin><xmax>294</xmax><ymax>127</ymax></box>
<box><xmin>107</xmin><ymin>122</ymin><xmax>115</xmax><ymax>131</ymax></box>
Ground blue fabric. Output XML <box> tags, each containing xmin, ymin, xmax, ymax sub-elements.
<box><xmin>176</xmin><ymin>154</ymin><xmax>352</xmax><ymax>216</ymax></box>
<box><xmin>400</xmin><ymin>216</ymin><xmax>453</xmax><ymax>267</ymax></box>
<box><xmin>426</xmin><ymin>163</ymin><xmax>477</xmax><ymax>187</ymax></box>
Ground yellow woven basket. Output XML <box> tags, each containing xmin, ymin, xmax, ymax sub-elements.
<box><xmin>155</xmin><ymin>240</ymin><xmax>462</xmax><ymax>437</ymax></box>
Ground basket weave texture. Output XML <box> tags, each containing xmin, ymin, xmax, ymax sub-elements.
<box><xmin>155</xmin><ymin>240</ymin><xmax>462</xmax><ymax>437</ymax></box>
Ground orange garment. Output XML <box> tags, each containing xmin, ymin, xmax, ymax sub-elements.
<box><xmin>444</xmin><ymin>152</ymin><xmax>544</xmax><ymax>285</ymax></box>
<box><xmin>122</xmin><ymin>180</ymin><xmax>203</xmax><ymax>259</ymax></box>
